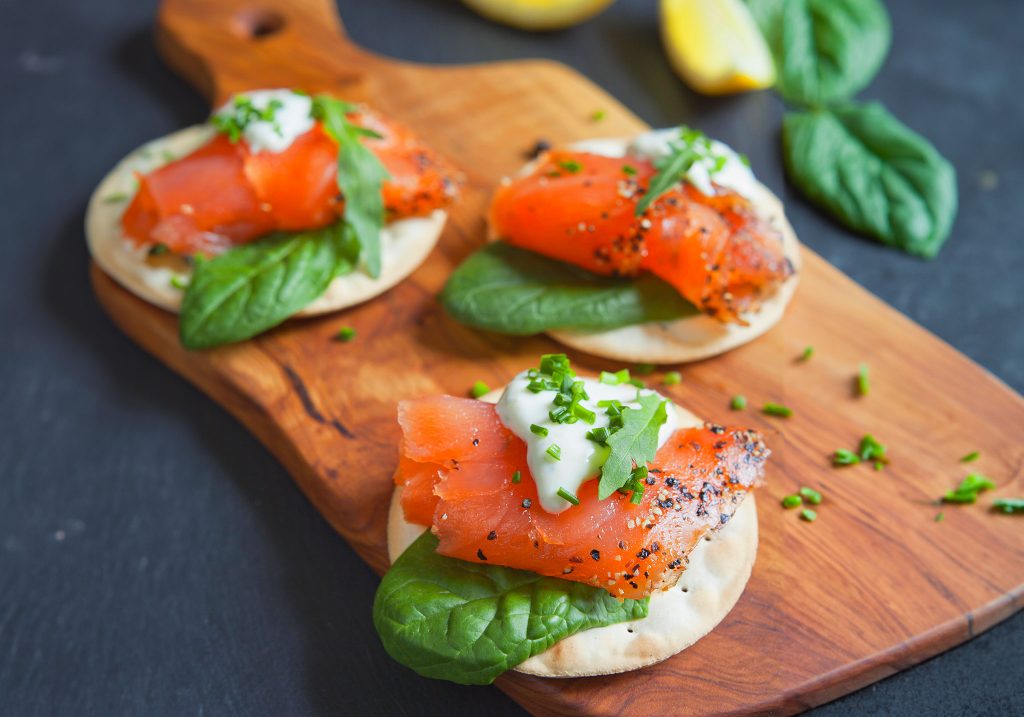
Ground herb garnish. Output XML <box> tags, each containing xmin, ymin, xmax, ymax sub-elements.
<box><xmin>993</xmin><ymin>498</ymin><xmax>1024</xmax><ymax>514</ymax></box>
<box><xmin>858</xmin><ymin>434</ymin><xmax>887</xmax><ymax>464</ymax></box>
<box><xmin>800</xmin><ymin>509</ymin><xmax>818</xmax><ymax>523</ymax></box>
<box><xmin>762</xmin><ymin>402</ymin><xmax>792</xmax><ymax>418</ymax></box>
<box><xmin>662</xmin><ymin>371</ymin><xmax>681</xmax><ymax>386</ymax></box>
<box><xmin>530</xmin><ymin>424</ymin><xmax>549</xmax><ymax>438</ymax></box>
<box><xmin>781</xmin><ymin>494</ymin><xmax>802</xmax><ymax>509</ymax></box>
<box><xmin>335</xmin><ymin>326</ymin><xmax>357</xmax><ymax>342</ymax></box>
<box><xmin>558</xmin><ymin>159</ymin><xmax>583</xmax><ymax>174</ymax></box>
<box><xmin>511</xmin><ymin>470</ymin><xmax>522</xmax><ymax>484</ymax></box>
<box><xmin>546</xmin><ymin>444</ymin><xmax>562</xmax><ymax>461</ymax></box>
<box><xmin>799</xmin><ymin>346</ymin><xmax>814</xmax><ymax>362</ymax></box>
<box><xmin>598</xmin><ymin>393</ymin><xmax>668</xmax><ymax>499</ymax></box>
<box><xmin>799</xmin><ymin>487</ymin><xmax>822</xmax><ymax>505</ymax></box>
<box><xmin>730</xmin><ymin>395</ymin><xmax>747</xmax><ymax>411</ymax></box>
<box><xmin>590</xmin><ymin>109</ymin><xmax>607</xmax><ymax>122</ymax></box>
<box><xmin>857</xmin><ymin>363</ymin><xmax>870</xmax><ymax>396</ymax></box>
<box><xmin>942</xmin><ymin>473</ymin><xmax>995</xmax><ymax>504</ymax></box>
<box><xmin>960</xmin><ymin>451</ymin><xmax>980</xmax><ymax>463</ymax></box>
<box><xmin>213</xmin><ymin>95</ymin><xmax>284</xmax><ymax>143</ymax></box>
<box><xmin>471</xmin><ymin>380</ymin><xmax>490</xmax><ymax>398</ymax></box>
<box><xmin>832</xmin><ymin>449</ymin><xmax>860</xmax><ymax>466</ymax></box>
<box><xmin>635</xmin><ymin>126</ymin><xmax>713</xmax><ymax>215</ymax></box>
<box><xmin>557</xmin><ymin>487</ymin><xmax>580</xmax><ymax>505</ymax></box>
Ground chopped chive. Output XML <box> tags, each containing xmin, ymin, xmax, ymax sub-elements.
<box><xmin>960</xmin><ymin>451</ymin><xmax>980</xmax><ymax>463</ymax></box>
<box><xmin>730</xmin><ymin>395</ymin><xmax>747</xmax><ymax>411</ymax></box>
<box><xmin>799</xmin><ymin>487</ymin><xmax>822</xmax><ymax>505</ymax></box>
<box><xmin>781</xmin><ymin>494</ymin><xmax>802</xmax><ymax>509</ymax></box>
<box><xmin>600</xmin><ymin>369</ymin><xmax>631</xmax><ymax>385</ymax></box>
<box><xmin>942</xmin><ymin>472</ymin><xmax>996</xmax><ymax>504</ymax></box>
<box><xmin>586</xmin><ymin>427</ymin><xmax>609</xmax><ymax>444</ymax></box>
<box><xmin>799</xmin><ymin>346</ymin><xmax>814</xmax><ymax>362</ymax></box>
<box><xmin>590</xmin><ymin>109</ymin><xmax>607</xmax><ymax>122</ymax></box>
<box><xmin>662</xmin><ymin>371</ymin><xmax>682</xmax><ymax>386</ymax></box>
<box><xmin>993</xmin><ymin>498</ymin><xmax>1024</xmax><ymax>514</ymax></box>
<box><xmin>571</xmin><ymin>403</ymin><xmax>596</xmax><ymax>424</ymax></box>
<box><xmin>622</xmin><ymin>164</ymin><xmax>638</xmax><ymax>176</ymax></box>
<box><xmin>557</xmin><ymin>487</ymin><xmax>580</xmax><ymax>505</ymax></box>
<box><xmin>169</xmin><ymin>276</ymin><xmax>188</xmax><ymax>290</ymax></box>
<box><xmin>511</xmin><ymin>470</ymin><xmax>522</xmax><ymax>484</ymax></box>
<box><xmin>857</xmin><ymin>363</ymin><xmax>870</xmax><ymax>396</ymax></box>
<box><xmin>627</xmin><ymin>378</ymin><xmax>645</xmax><ymax>388</ymax></box>
<box><xmin>832</xmin><ymin>449</ymin><xmax>861</xmax><ymax>466</ymax></box>
<box><xmin>546</xmin><ymin>444</ymin><xmax>562</xmax><ymax>461</ymax></box>
<box><xmin>874</xmin><ymin>461</ymin><xmax>885</xmax><ymax>471</ymax></box>
<box><xmin>333</xmin><ymin>326</ymin><xmax>356</xmax><ymax>342</ymax></box>
<box><xmin>102</xmin><ymin>192</ymin><xmax>130</xmax><ymax>203</ymax></box>
<box><xmin>530</xmin><ymin>424</ymin><xmax>549</xmax><ymax>438</ymax></box>
<box><xmin>934</xmin><ymin>511</ymin><xmax>945</xmax><ymax>522</ymax></box>
<box><xmin>800</xmin><ymin>508</ymin><xmax>818</xmax><ymax>522</ymax></box>
<box><xmin>558</xmin><ymin>159</ymin><xmax>583</xmax><ymax>174</ymax></box>
<box><xmin>762</xmin><ymin>402</ymin><xmax>792</xmax><ymax>418</ymax></box>
<box><xmin>858</xmin><ymin>434</ymin><xmax>887</xmax><ymax>463</ymax></box>
<box><xmin>147</xmin><ymin>243</ymin><xmax>170</xmax><ymax>257</ymax></box>
<box><xmin>634</xmin><ymin>363</ymin><xmax>655</xmax><ymax>375</ymax></box>
<box><xmin>470</xmin><ymin>380</ymin><xmax>490</xmax><ymax>398</ymax></box>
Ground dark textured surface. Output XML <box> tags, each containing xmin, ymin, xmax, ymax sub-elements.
<box><xmin>1</xmin><ymin>0</ymin><xmax>1022</xmax><ymax>715</ymax></box>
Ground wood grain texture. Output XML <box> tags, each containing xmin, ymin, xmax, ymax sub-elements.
<box><xmin>90</xmin><ymin>0</ymin><xmax>1024</xmax><ymax>714</ymax></box>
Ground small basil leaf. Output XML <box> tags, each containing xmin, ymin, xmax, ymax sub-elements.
<box><xmin>747</xmin><ymin>0</ymin><xmax>891</xmax><ymax>106</ymax></box>
<box><xmin>783</xmin><ymin>103</ymin><xmax>957</xmax><ymax>257</ymax></box>
<box><xmin>179</xmin><ymin>222</ymin><xmax>358</xmax><ymax>349</ymax></box>
<box><xmin>440</xmin><ymin>243</ymin><xmax>699</xmax><ymax>335</ymax></box>
<box><xmin>373</xmin><ymin>531</ymin><xmax>648</xmax><ymax>685</ymax></box>
<box><xmin>598</xmin><ymin>393</ymin><xmax>668</xmax><ymax>499</ymax></box>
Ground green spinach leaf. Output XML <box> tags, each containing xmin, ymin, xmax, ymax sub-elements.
<box><xmin>598</xmin><ymin>393</ymin><xmax>668</xmax><ymax>499</ymax></box>
<box><xmin>746</xmin><ymin>0</ymin><xmax>891</xmax><ymax>106</ymax></box>
<box><xmin>179</xmin><ymin>222</ymin><xmax>359</xmax><ymax>349</ymax></box>
<box><xmin>783</xmin><ymin>103</ymin><xmax>957</xmax><ymax>257</ymax></box>
<box><xmin>440</xmin><ymin>243</ymin><xmax>698</xmax><ymax>335</ymax></box>
<box><xmin>373</xmin><ymin>531</ymin><xmax>648</xmax><ymax>685</ymax></box>
<box><xmin>313</xmin><ymin>95</ymin><xmax>391</xmax><ymax>278</ymax></box>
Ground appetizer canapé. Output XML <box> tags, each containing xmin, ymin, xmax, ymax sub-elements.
<box><xmin>88</xmin><ymin>89</ymin><xmax>460</xmax><ymax>348</ymax></box>
<box><xmin>441</xmin><ymin>127</ymin><xmax>799</xmax><ymax>363</ymax></box>
<box><xmin>375</xmin><ymin>354</ymin><xmax>769</xmax><ymax>683</ymax></box>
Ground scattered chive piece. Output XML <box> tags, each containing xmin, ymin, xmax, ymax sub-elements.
<box><xmin>599</xmin><ymin>369</ymin><xmax>630</xmax><ymax>386</ymax></box>
<box><xmin>943</xmin><ymin>472</ymin><xmax>995</xmax><ymax>504</ymax></box>
<box><xmin>993</xmin><ymin>498</ymin><xmax>1024</xmax><ymax>514</ymax></box>
<box><xmin>857</xmin><ymin>363</ymin><xmax>870</xmax><ymax>396</ymax></box>
<box><xmin>799</xmin><ymin>346</ymin><xmax>814</xmax><ymax>362</ymax></box>
<box><xmin>833</xmin><ymin>449</ymin><xmax>861</xmax><ymax>466</ymax></box>
<box><xmin>169</xmin><ymin>276</ymin><xmax>188</xmax><ymax>290</ymax></box>
<box><xmin>147</xmin><ymin>243</ymin><xmax>169</xmax><ymax>257</ymax></box>
<box><xmin>781</xmin><ymin>494</ymin><xmax>803</xmax><ymax>509</ymax></box>
<box><xmin>586</xmin><ymin>426</ymin><xmax>610</xmax><ymax>445</ymax></box>
<box><xmin>961</xmin><ymin>451</ymin><xmax>980</xmax><ymax>463</ymax></box>
<box><xmin>874</xmin><ymin>461</ymin><xmax>885</xmax><ymax>471</ymax></box>
<box><xmin>622</xmin><ymin>164</ymin><xmax>638</xmax><ymax>176</ymax></box>
<box><xmin>935</xmin><ymin>511</ymin><xmax>945</xmax><ymax>522</ymax></box>
<box><xmin>627</xmin><ymin>378</ymin><xmax>646</xmax><ymax>388</ymax></box>
<box><xmin>762</xmin><ymin>402</ymin><xmax>792</xmax><ymax>418</ymax></box>
<box><xmin>800</xmin><ymin>508</ymin><xmax>818</xmax><ymax>522</ymax></box>
<box><xmin>530</xmin><ymin>424</ymin><xmax>549</xmax><ymax>438</ymax></box>
<box><xmin>557</xmin><ymin>487</ymin><xmax>581</xmax><ymax>505</ymax></box>
<box><xmin>558</xmin><ymin>159</ymin><xmax>583</xmax><ymax>174</ymax></box>
<box><xmin>334</xmin><ymin>326</ymin><xmax>357</xmax><ymax>343</ymax></box>
<box><xmin>662</xmin><ymin>371</ymin><xmax>682</xmax><ymax>386</ymax></box>
<box><xmin>730</xmin><ymin>395</ymin><xmax>747</xmax><ymax>411</ymax></box>
<box><xmin>799</xmin><ymin>487</ymin><xmax>822</xmax><ymax>505</ymax></box>
<box><xmin>858</xmin><ymin>434</ymin><xmax>887</xmax><ymax>463</ymax></box>
<box><xmin>546</xmin><ymin>444</ymin><xmax>562</xmax><ymax>461</ymax></box>
<box><xmin>511</xmin><ymin>470</ymin><xmax>522</xmax><ymax>484</ymax></box>
<box><xmin>634</xmin><ymin>363</ymin><xmax>655</xmax><ymax>375</ymax></box>
<box><xmin>590</xmin><ymin>109</ymin><xmax>607</xmax><ymax>122</ymax></box>
<box><xmin>470</xmin><ymin>380</ymin><xmax>490</xmax><ymax>398</ymax></box>
<box><xmin>102</xmin><ymin>192</ymin><xmax>130</xmax><ymax>203</ymax></box>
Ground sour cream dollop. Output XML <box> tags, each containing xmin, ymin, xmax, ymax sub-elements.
<box><xmin>496</xmin><ymin>371</ymin><xmax>679</xmax><ymax>514</ymax></box>
<box><xmin>213</xmin><ymin>89</ymin><xmax>315</xmax><ymax>154</ymax></box>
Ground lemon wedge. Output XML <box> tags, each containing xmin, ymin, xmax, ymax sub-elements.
<box><xmin>660</xmin><ymin>0</ymin><xmax>775</xmax><ymax>95</ymax></box>
<box><xmin>461</xmin><ymin>0</ymin><xmax>615</xmax><ymax>31</ymax></box>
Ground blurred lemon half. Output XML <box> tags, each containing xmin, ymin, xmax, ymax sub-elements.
<box><xmin>461</xmin><ymin>0</ymin><xmax>615</xmax><ymax>31</ymax></box>
<box><xmin>660</xmin><ymin>0</ymin><xmax>775</xmax><ymax>95</ymax></box>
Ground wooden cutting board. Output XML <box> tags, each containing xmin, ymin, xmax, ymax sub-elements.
<box><xmin>91</xmin><ymin>0</ymin><xmax>1024</xmax><ymax>714</ymax></box>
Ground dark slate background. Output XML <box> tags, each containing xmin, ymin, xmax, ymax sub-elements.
<box><xmin>2</xmin><ymin>0</ymin><xmax>1022</xmax><ymax>715</ymax></box>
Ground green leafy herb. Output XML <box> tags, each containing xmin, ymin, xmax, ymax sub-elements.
<box><xmin>662</xmin><ymin>371</ymin><xmax>682</xmax><ymax>386</ymax></box>
<box><xmin>857</xmin><ymin>362</ymin><xmax>870</xmax><ymax>396</ymax></box>
<box><xmin>832</xmin><ymin>448</ymin><xmax>860</xmax><ymax>466</ymax></box>
<box><xmin>598</xmin><ymin>393</ymin><xmax>668</xmax><ymax>499</ymax></box>
<box><xmin>942</xmin><ymin>473</ymin><xmax>995</xmax><ymax>504</ymax></box>
<box><xmin>179</xmin><ymin>221</ymin><xmax>359</xmax><ymax>349</ymax></box>
<box><xmin>800</xmin><ymin>508</ymin><xmax>818</xmax><ymax>522</ymax></box>
<box><xmin>783</xmin><ymin>104</ymin><xmax>958</xmax><ymax>258</ymax></box>
<box><xmin>635</xmin><ymin>126</ymin><xmax>727</xmax><ymax>215</ymax></box>
<box><xmin>799</xmin><ymin>345</ymin><xmax>814</xmax><ymax>362</ymax></box>
<box><xmin>440</xmin><ymin>243</ymin><xmax>698</xmax><ymax>335</ymax></box>
<box><xmin>622</xmin><ymin>164</ymin><xmax>638</xmax><ymax>176</ymax></box>
<box><xmin>471</xmin><ymin>381</ymin><xmax>491</xmax><ymax>398</ymax></box>
<box><xmin>335</xmin><ymin>326</ymin><xmax>357</xmax><ymax>342</ymax></box>
<box><xmin>745</xmin><ymin>0</ymin><xmax>891</xmax><ymax>106</ymax></box>
<box><xmin>313</xmin><ymin>95</ymin><xmax>390</xmax><ymax>278</ymax></box>
<box><xmin>762</xmin><ymin>402</ymin><xmax>792</xmax><ymax>418</ymax></box>
<box><xmin>993</xmin><ymin>498</ymin><xmax>1024</xmax><ymax>515</ymax></box>
<box><xmin>212</xmin><ymin>94</ymin><xmax>285</xmax><ymax>142</ymax></box>
<box><xmin>799</xmin><ymin>486</ymin><xmax>822</xmax><ymax>505</ymax></box>
<box><xmin>557</xmin><ymin>487</ymin><xmax>580</xmax><ymax>506</ymax></box>
<box><xmin>730</xmin><ymin>395</ymin><xmax>747</xmax><ymax>411</ymax></box>
<box><xmin>781</xmin><ymin>494</ymin><xmax>803</xmax><ymax>509</ymax></box>
<box><xmin>373</xmin><ymin>531</ymin><xmax>648</xmax><ymax>685</ymax></box>
<box><xmin>960</xmin><ymin>451</ymin><xmax>980</xmax><ymax>463</ymax></box>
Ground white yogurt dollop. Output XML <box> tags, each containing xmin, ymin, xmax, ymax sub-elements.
<box><xmin>213</xmin><ymin>89</ymin><xmax>315</xmax><ymax>154</ymax></box>
<box><xmin>496</xmin><ymin>371</ymin><xmax>679</xmax><ymax>514</ymax></box>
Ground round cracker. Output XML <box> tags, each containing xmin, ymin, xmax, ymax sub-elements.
<box><xmin>86</xmin><ymin>125</ymin><xmax>447</xmax><ymax>316</ymax></box>
<box><xmin>386</xmin><ymin>386</ymin><xmax>759</xmax><ymax>678</ymax></box>
<box><xmin>495</xmin><ymin>135</ymin><xmax>801</xmax><ymax>364</ymax></box>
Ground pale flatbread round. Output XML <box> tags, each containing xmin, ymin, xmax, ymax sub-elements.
<box><xmin>495</xmin><ymin>136</ymin><xmax>801</xmax><ymax>364</ymax></box>
<box><xmin>386</xmin><ymin>387</ymin><xmax>758</xmax><ymax>678</ymax></box>
<box><xmin>86</xmin><ymin>125</ymin><xmax>447</xmax><ymax>316</ymax></box>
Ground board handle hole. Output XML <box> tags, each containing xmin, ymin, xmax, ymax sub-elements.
<box><xmin>232</xmin><ymin>9</ymin><xmax>286</xmax><ymax>40</ymax></box>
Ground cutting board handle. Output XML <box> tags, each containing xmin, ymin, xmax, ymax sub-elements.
<box><xmin>157</xmin><ymin>0</ymin><xmax>373</xmax><ymax>105</ymax></box>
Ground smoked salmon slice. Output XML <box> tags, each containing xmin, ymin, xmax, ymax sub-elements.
<box><xmin>395</xmin><ymin>395</ymin><xmax>768</xmax><ymax>600</ymax></box>
<box><xmin>490</xmin><ymin>150</ymin><xmax>793</xmax><ymax>323</ymax></box>
<box><xmin>122</xmin><ymin>108</ymin><xmax>460</xmax><ymax>256</ymax></box>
